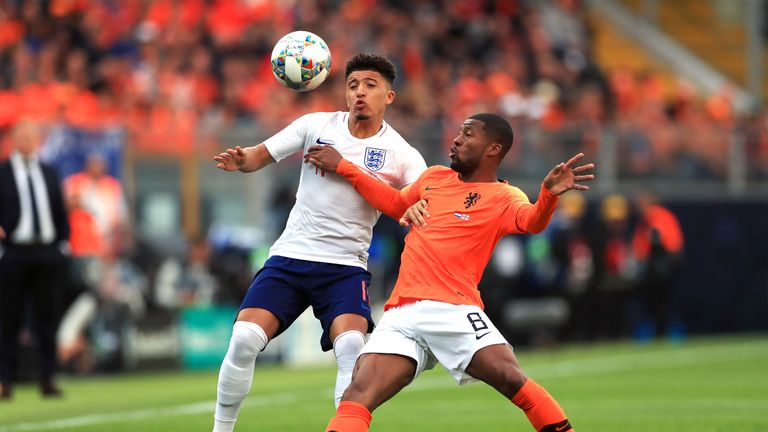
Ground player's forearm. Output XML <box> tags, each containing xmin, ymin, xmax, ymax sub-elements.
<box><xmin>516</xmin><ymin>185</ymin><xmax>559</xmax><ymax>234</ymax></box>
<box><xmin>238</xmin><ymin>144</ymin><xmax>276</xmax><ymax>172</ymax></box>
<box><xmin>336</xmin><ymin>159</ymin><xmax>410</xmax><ymax>220</ymax></box>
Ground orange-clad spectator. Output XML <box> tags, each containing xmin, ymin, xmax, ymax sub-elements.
<box><xmin>63</xmin><ymin>154</ymin><xmax>128</xmax><ymax>251</ymax></box>
<box><xmin>146</xmin><ymin>0</ymin><xmax>205</xmax><ymax>30</ymax></box>
<box><xmin>65</xmin><ymin>90</ymin><xmax>103</xmax><ymax>129</ymax></box>
<box><xmin>632</xmin><ymin>191</ymin><xmax>684</xmax><ymax>338</ymax></box>
<box><xmin>632</xmin><ymin>192</ymin><xmax>683</xmax><ymax>260</ymax></box>
<box><xmin>188</xmin><ymin>46</ymin><xmax>219</xmax><ymax>110</ymax></box>
<box><xmin>487</xmin><ymin>70</ymin><xmax>518</xmax><ymax>99</ymax></box>
<box><xmin>19</xmin><ymin>83</ymin><xmax>62</xmax><ymax>124</ymax></box>
<box><xmin>0</xmin><ymin>17</ymin><xmax>23</xmax><ymax>51</ymax></box>
<box><xmin>609</xmin><ymin>69</ymin><xmax>639</xmax><ymax>115</ymax></box>
<box><xmin>453</xmin><ymin>73</ymin><xmax>487</xmax><ymax>111</ymax></box>
<box><xmin>179</xmin><ymin>0</ymin><xmax>206</xmax><ymax>29</ymax></box>
<box><xmin>94</xmin><ymin>89</ymin><xmax>123</xmax><ymax>128</ymax></box>
<box><xmin>137</xmin><ymin>102</ymin><xmax>197</xmax><ymax>154</ymax></box>
<box><xmin>49</xmin><ymin>0</ymin><xmax>89</xmax><ymax>17</ymax></box>
<box><xmin>0</xmin><ymin>91</ymin><xmax>21</xmax><ymax>128</ymax></box>
<box><xmin>540</xmin><ymin>101</ymin><xmax>567</xmax><ymax>131</ymax></box>
<box><xmin>705</xmin><ymin>86</ymin><xmax>734</xmax><ymax>126</ymax></box>
<box><xmin>638</xmin><ymin>73</ymin><xmax>667</xmax><ymax>105</ymax></box>
<box><xmin>401</xmin><ymin>42</ymin><xmax>425</xmax><ymax>80</ymax></box>
<box><xmin>79</xmin><ymin>1</ymin><xmax>137</xmax><ymax>51</ymax></box>
<box><xmin>145</xmin><ymin>0</ymin><xmax>174</xmax><ymax>28</ymax></box>
<box><xmin>206</xmin><ymin>0</ymin><xmax>252</xmax><ymax>46</ymax></box>
<box><xmin>67</xmin><ymin>194</ymin><xmax>104</xmax><ymax>258</ymax></box>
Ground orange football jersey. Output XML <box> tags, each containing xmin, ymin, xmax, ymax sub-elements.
<box><xmin>337</xmin><ymin>161</ymin><xmax>559</xmax><ymax>310</ymax></box>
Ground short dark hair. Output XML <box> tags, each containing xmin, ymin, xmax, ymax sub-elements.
<box><xmin>469</xmin><ymin>113</ymin><xmax>514</xmax><ymax>157</ymax></box>
<box><xmin>345</xmin><ymin>53</ymin><xmax>396</xmax><ymax>85</ymax></box>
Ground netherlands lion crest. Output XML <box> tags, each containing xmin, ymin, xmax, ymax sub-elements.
<box><xmin>364</xmin><ymin>147</ymin><xmax>386</xmax><ymax>171</ymax></box>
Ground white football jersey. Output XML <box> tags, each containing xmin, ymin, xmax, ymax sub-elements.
<box><xmin>263</xmin><ymin>112</ymin><xmax>427</xmax><ymax>269</ymax></box>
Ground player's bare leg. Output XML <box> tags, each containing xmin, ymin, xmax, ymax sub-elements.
<box><xmin>466</xmin><ymin>344</ymin><xmax>574</xmax><ymax>432</ymax></box>
<box><xmin>329</xmin><ymin>314</ymin><xmax>369</xmax><ymax>408</ymax></box>
<box><xmin>326</xmin><ymin>353</ymin><xmax>416</xmax><ymax>432</ymax></box>
<box><xmin>212</xmin><ymin>308</ymin><xmax>279</xmax><ymax>432</ymax></box>
<box><xmin>236</xmin><ymin>308</ymin><xmax>281</xmax><ymax>336</ymax></box>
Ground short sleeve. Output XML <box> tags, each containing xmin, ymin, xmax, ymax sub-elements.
<box><xmin>398</xmin><ymin>146</ymin><xmax>428</xmax><ymax>188</ymax></box>
<box><xmin>263</xmin><ymin>113</ymin><xmax>320</xmax><ymax>162</ymax></box>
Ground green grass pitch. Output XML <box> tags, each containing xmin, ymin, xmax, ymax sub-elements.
<box><xmin>1</xmin><ymin>335</ymin><xmax>766</xmax><ymax>431</ymax></box>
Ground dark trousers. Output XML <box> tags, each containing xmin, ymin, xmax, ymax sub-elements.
<box><xmin>639</xmin><ymin>255</ymin><xmax>682</xmax><ymax>337</ymax></box>
<box><xmin>0</xmin><ymin>244</ymin><xmax>66</xmax><ymax>385</ymax></box>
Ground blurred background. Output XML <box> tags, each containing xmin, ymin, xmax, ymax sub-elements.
<box><xmin>0</xmin><ymin>0</ymin><xmax>766</xmax><ymax>410</ymax></box>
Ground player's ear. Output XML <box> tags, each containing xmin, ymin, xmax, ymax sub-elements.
<box><xmin>385</xmin><ymin>89</ymin><xmax>395</xmax><ymax>106</ymax></box>
<box><xmin>486</xmin><ymin>142</ymin><xmax>503</xmax><ymax>157</ymax></box>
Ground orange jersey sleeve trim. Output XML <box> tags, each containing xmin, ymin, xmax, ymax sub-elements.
<box><xmin>336</xmin><ymin>159</ymin><xmax>420</xmax><ymax>220</ymax></box>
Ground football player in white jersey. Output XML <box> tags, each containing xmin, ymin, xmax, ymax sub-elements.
<box><xmin>210</xmin><ymin>53</ymin><xmax>427</xmax><ymax>432</ymax></box>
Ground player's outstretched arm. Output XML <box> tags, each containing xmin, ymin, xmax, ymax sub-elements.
<box><xmin>213</xmin><ymin>143</ymin><xmax>275</xmax><ymax>173</ymax></box>
<box><xmin>513</xmin><ymin>153</ymin><xmax>595</xmax><ymax>234</ymax></box>
<box><xmin>305</xmin><ymin>145</ymin><xmax>416</xmax><ymax>220</ymax></box>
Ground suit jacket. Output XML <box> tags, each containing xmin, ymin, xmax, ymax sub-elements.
<box><xmin>0</xmin><ymin>158</ymin><xmax>70</xmax><ymax>246</ymax></box>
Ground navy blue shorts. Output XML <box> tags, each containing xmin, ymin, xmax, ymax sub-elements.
<box><xmin>240</xmin><ymin>255</ymin><xmax>374</xmax><ymax>351</ymax></box>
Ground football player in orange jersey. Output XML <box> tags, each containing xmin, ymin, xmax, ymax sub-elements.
<box><xmin>306</xmin><ymin>113</ymin><xmax>594</xmax><ymax>432</ymax></box>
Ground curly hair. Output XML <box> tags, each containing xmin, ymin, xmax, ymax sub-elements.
<box><xmin>345</xmin><ymin>53</ymin><xmax>396</xmax><ymax>85</ymax></box>
<box><xmin>468</xmin><ymin>113</ymin><xmax>515</xmax><ymax>155</ymax></box>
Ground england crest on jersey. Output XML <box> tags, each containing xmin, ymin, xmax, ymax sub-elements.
<box><xmin>364</xmin><ymin>147</ymin><xmax>386</xmax><ymax>171</ymax></box>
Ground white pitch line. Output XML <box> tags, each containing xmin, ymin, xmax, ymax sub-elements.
<box><xmin>1</xmin><ymin>341</ymin><xmax>766</xmax><ymax>431</ymax></box>
<box><xmin>0</xmin><ymin>394</ymin><xmax>298</xmax><ymax>432</ymax></box>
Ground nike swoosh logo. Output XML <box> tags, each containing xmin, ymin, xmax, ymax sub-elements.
<box><xmin>540</xmin><ymin>419</ymin><xmax>572</xmax><ymax>432</ymax></box>
<box><xmin>475</xmin><ymin>332</ymin><xmax>491</xmax><ymax>340</ymax></box>
<box><xmin>315</xmin><ymin>138</ymin><xmax>335</xmax><ymax>145</ymax></box>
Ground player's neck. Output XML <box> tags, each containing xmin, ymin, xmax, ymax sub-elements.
<box><xmin>347</xmin><ymin>115</ymin><xmax>383</xmax><ymax>139</ymax></box>
<box><xmin>458</xmin><ymin>168</ymin><xmax>498</xmax><ymax>183</ymax></box>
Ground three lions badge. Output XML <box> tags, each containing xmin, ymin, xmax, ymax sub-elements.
<box><xmin>364</xmin><ymin>147</ymin><xmax>386</xmax><ymax>171</ymax></box>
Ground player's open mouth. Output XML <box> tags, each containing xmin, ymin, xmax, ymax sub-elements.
<box><xmin>355</xmin><ymin>101</ymin><xmax>366</xmax><ymax>109</ymax></box>
<box><xmin>449</xmin><ymin>148</ymin><xmax>457</xmax><ymax>159</ymax></box>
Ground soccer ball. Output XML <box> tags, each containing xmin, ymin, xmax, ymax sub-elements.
<box><xmin>270</xmin><ymin>31</ymin><xmax>332</xmax><ymax>92</ymax></box>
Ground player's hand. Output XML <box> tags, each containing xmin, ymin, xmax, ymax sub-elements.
<box><xmin>543</xmin><ymin>152</ymin><xmax>595</xmax><ymax>196</ymax></box>
<box><xmin>399</xmin><ymin>199</ymin><xmax>430</xmax><ymax>228</ymax></box>
<box><xmin>214</xmin><ymin>146</ymin><xmax>247</xmax><ymax>171</ymax></box>
<box><xmin>304</xmin><ymin>145</ymin><xmax>343</xmax><ymax>172</ymax></box>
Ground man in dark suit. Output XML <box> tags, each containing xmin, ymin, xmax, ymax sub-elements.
<box><xmin>0</xmin><ymin>120</ymin><xmax>70</xmax><ymax>399</ymax></box>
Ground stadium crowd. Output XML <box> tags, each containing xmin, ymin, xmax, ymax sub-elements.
<box><xmin>0</xmin><ymin>0</ymin><xmax>762</xmax><ymax>375</ymax></box>
<box><xmin>0</xmin><ymin>0</ymin><xmax>764</xmax><ymax>176</ymax></box>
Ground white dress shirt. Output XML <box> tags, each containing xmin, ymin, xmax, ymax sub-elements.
<box><xmin>9</xmin><ymin>151</ymin><xmax>56</xmax><ymax>244</ymax></box>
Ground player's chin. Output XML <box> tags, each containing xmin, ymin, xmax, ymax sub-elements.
<box><xmin>449</xmin><ymin>160</ymin><xmax>462</xmax><ymax>173</ymax></box>
<box><xmin>354</xmin><ymin>113</ymin><xmax>371</xmax><ymax>121</ymax></box>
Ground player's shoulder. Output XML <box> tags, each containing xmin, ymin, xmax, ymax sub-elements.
<box><xmin>287</xmin><ymin>111</ymin><xmax>341</xmax><ymax>129</ymax></box>
<box><xmin>497</xmin><ymin>182</ymin><xmax>530</xmax><ymax>201</ymax></box>
<box><xmin>288</xmin><ymin>112</ymin><xmax>344</xmax><ymax>136</ymax></box>
<box><xmin>420</xmin><ymin>165</ymin><xmax>453</xmax><ymax>180</ymax></box>
<box><xmin>295</xmin><ymin>111</ymin><xmax>340</xmax><ymax>123</ymax></box>
<box><xmin>379</xmin><ymin>122</ymin><xmax>416</xmax><ymax>149</ymax></box>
